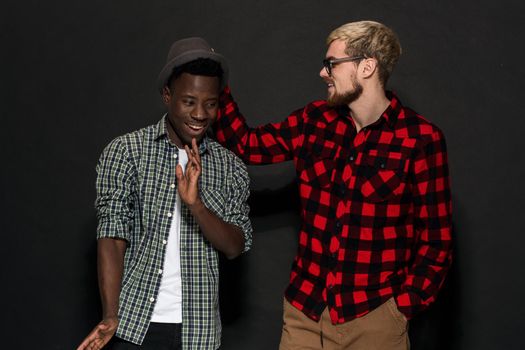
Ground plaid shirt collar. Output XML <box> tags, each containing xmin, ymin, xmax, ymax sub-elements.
<box><xmin>322</xmin><ymin>91</ymin><xmax>400</xmax><ymax>129</ymax></box>
<box><xmin>154</xmin><ymin>114</ymin><xmax>210</xmax><ymax>155</ymax></box>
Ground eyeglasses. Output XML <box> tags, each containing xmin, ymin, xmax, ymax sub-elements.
<box><xmin>322</xmin><ymin>56</ymin><xmax>365</xmax><ymax>76</ymax></box>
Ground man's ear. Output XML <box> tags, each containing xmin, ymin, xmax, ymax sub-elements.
<box><xmin>162</xmin><ymin>86</ymin><xmax>171</xmax><ymax>105</ymax></box>
<box><xmin>360</xmin><ymin>58</ymin><xmax>378</xmax><ymax>79</ymax></box>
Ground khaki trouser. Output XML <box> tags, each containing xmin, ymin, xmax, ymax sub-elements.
<box><xmin>279</xmin><ymin>298</ymin><xmax>409</xmax><ymax>350</ymax></box>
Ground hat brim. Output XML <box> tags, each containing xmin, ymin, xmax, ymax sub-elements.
<box><xmin>157</xmin><ymin>49</ymin><xmax>229</xmax><ymax>93</ymax></box>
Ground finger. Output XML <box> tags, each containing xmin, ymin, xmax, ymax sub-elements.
<box><xmin>187</xmin><ymin>155</ymin><xmax>200</xmax><ymax>177</ymax></box>
<box><xmin>176</xmin><ymin>164</ymin><xmax>185</xmax><ymax>182</ymax></box>
<box><xmin>76</xmin><ymin>340</ymin><xmax>87</xmax><ymax>350</ymax></box>
<box><xmin>90</xmin><ymin>340</ymin><xmax>101</xmax><ymax>350</ymax></box>
<box><xmin>184</xmin><ymin>145</ymin><xmax>199</xmax><ymax>174</ymax></box>
<box><xmin>191</xmin><ymin>138</ymin><xmax>202</xmax><ymax>164</ymax></box>
<box><xmin>92</xmin><ymin>336</ymin><xmax>109</xmax><ymax>350</ymax></box>
<box><xmin>79</xmin><ymin>338</ymin><xmax>96</xmax><ymax>350</ymax></box>
<box><xmin>188</xmin><ymin>146</ymin><xmax>201</xmax><ymax>175</ymax></box>
<box><xmin>191</xmin><ymin>138</ymin><xmax>198</xmax><ymax>155</ymax></box>
<box><xmin>185</xmin><ymin>141</ymin><xmax>198</xmax><ymax>166</ymax></box>
<box><xmin>191</xmin><ymin>157</ymin><xmax>201</xmax><ymax>175</ymax></box>
<box><xmin>77</xmin><ymin>328</ymin><xmax>100</xmax><ymax>350</ymax></box>
<box><xmin>95</xmin><ymin>337</ymin><xmax>106</xmax><ymax>349</ymax></box>
<box><xmin>184</xmin><ymin>145</ymin><xmax>194</xmax><ymax>161</ymax></box>
<box><xmin>182</xmin><ymin>145</ymin><xmax>193</xmax><ymax>168</ymax></box>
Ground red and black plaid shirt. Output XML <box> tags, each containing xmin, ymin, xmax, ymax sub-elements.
<box><xmin>215</xmin><ymin>87</ymin><xmax>452</xmax><ymax>322</ymax></box>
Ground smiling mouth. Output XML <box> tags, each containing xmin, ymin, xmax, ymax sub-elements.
<box><xmin>186</xmin><ymin>122</ymin><xmax>207</xmax><ymax>132</ymax></box>
<box><xmin>324</xmin><ymin>80</ymin><xmax>335</xmax><ymax>88</ymax></box>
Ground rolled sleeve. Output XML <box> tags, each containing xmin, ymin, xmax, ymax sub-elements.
<box><xmin>95</xmin><ymin>137</ymin><xmax>136</xmax><ymax>242</ymax></box>
<box><xmin>223</xmin><ymin>157</ymin><xmax>253</xmax><ymax>253</ymax></box>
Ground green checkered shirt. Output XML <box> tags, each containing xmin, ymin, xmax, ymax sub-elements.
<box><xmin>95</xmin><ymin>116</ymin><xmax>252</xmax><ymax>349</ymax></box>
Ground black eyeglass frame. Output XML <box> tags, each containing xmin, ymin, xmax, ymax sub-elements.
<box><xmin>322</xmin><ymin>56</ymin><xmax>366</xmax><ymax>76</ymax></box>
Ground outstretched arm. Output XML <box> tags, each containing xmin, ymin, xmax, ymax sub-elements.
<box><xmin>214</xmin><ymin>86</ymin><xmax>304</xmax><ymax>164</ymax></box>
<box><xmin>77</xmin><ymin>238</ymin><xmax>126</xmax><ymax>350</ymax></box>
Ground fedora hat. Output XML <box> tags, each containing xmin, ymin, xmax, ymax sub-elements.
<box><xmin>157</xmin><ymin>37</ymin><xmax>229</xmax><ymax>93</ymax></box>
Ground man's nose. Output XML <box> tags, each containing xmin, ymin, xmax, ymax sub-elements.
<box><xmin>191</xmin><ymin>105</ymin><xmax>206</xmax><ymax>119</ymax></box>
<box><xmin>320</xmin><ymin>67</ymin><xmax>329</xmax><ymax>79</ymax></box>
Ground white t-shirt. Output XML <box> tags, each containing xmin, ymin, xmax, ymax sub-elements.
<box><xmin>151</xmin><ymin>148</ymin><xmax>188</xmax><ymax>323</ymax></box>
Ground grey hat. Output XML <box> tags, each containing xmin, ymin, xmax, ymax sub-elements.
<box><xmin>157</xmin><ymin>37</ymin><xmax>228</xmax><ymax>93</ymax></box>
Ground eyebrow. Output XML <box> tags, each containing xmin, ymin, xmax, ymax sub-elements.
<box><xmin>180</xmin><ymin>94</ymin><xmax>219</xmax><ymax>101</ymax></box>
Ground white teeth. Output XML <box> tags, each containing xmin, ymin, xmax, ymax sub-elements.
<box><xmin>187</xmin><ymin>123</ymin><xmax>204</xmax><ymax>131</ymax></box>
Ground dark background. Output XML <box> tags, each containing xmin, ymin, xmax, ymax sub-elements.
<box><xmin>3</xmin><ymin>1</ymin><xmax>525</xmax><ymax>349</ymax></box>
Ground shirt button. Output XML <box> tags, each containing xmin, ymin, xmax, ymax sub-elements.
<box><xmin>167</xmin><ymin>212</ymin><xmax>172</xmax><ymax>217</ymax></box>
<box><xmin>380</xmin><ymin>163</ymin><xmax>385</xmax><ymax>169</ymax></box>
<box><xmin>170</xmin><ymin>184</ymin><xmax>175</xmax><ymax>189</ymax></box>
<box><xmin>149</xmin><ymin>297</ymin><xmax>155</xmax><ymax>302</ymax></box>
<box><xmin>162</xmin><ymin>239</ymin><xmax>167</xmax><ymax>245</ymax></box>
<box><xmin>335</xmin><ymin>221</ymin><xmax>341</xmax><ymax>228</ymax></box>
<box><xmin>349</xmin><ymin>156</ymin><xmax>354</xmax><ymax>161</ymax></box>
<box><xmin>158</xmin><ymin>269</ymin><xmax>163</xmax><ymax>274</ymax></box>
<box><xmin>173</xmin><ymin>153</ymin><xmax>178</xmax><ymax>159</ymax></box>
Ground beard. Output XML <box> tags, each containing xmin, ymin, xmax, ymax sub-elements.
<box><xmin>327</xmin><ymin>78</ymin><xmax>363</xmax><ymax>107</ymax></box>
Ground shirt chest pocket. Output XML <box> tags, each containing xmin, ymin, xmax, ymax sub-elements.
<box><xmin>298</xmin><ymin>147</ymin><xmax>336</xmax><ymax>189</ymax></box>
<box><xmin>356</xmin><ymin>151</ymin><xmax>408</xmax><ymax>202</ymax></box>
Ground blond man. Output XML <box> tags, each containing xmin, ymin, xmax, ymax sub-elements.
<box><xmin>215</xmin><ymin>21</ymin><xmax>452</xmax><ymax>349</ymax></box>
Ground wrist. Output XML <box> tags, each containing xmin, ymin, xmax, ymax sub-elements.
<box><xmin>187</xmin><ymin>198</ymin><xmax>205</xmax><ymax>213</ymax></box>
<box><xmin>102</xmin><ymin>306</ymin><xmax>119</xmax><ymax>320</ymax></box>
<box><xmin>102</xmin><ymin>313</ymin><xmax>118</xmax><ymax>320</ymax></box>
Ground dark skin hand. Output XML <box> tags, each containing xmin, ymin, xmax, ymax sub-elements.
<box><xmin>177</xmin><ymin>138</ymin><xmax>245</xmax><ymax>259</ymax></box>
<box><xmin>77</xmin><ymin>138</ymin><xmax>244</xmax><ymax>349</ymax></box>
<box><xmin>76</xmin><ymin>238</ymin><xmax>126</xmax><ymax>350</ymax></box>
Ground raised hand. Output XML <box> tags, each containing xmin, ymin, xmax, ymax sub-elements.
<box><xmin>176</xmin><ymin>138</ymin><xmax>202</xmax><ymax>207</ymax></box>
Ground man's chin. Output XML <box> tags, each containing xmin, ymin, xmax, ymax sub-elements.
<box><xmin>327</xmin><ymin>94</ymin><xmax>346</xmax><ymax>107</ymax></box>
<box><xmin>327</xmin><ymin>87</ymin><xmax>363</xmax><ymax>107</ymax></box>
<box><xmin>326</xmin><ymin>97</ymin><xmax>339</xmax><ymax>107</ymax></box>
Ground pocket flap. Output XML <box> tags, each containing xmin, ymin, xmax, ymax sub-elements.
<box><xmin>361</xmin><ymin>151</ymin><xmax>405</xmax><ymax>172</ymax></box>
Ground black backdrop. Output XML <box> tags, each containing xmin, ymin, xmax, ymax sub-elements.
<box><xmin>3</xmin><ymin>1</ymin><xmax>525</xmax><ymax>349</ymax></box>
